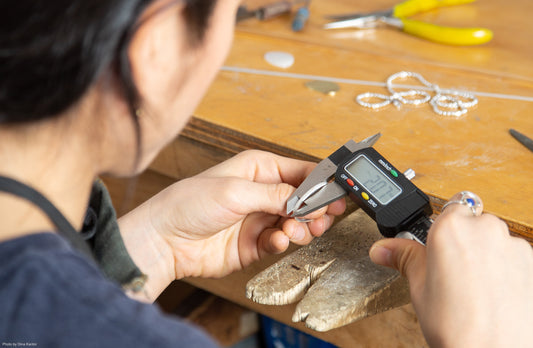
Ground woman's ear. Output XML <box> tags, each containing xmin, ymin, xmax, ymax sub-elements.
<box><xmin>127</xmin><ymin>1</ymin><xmax>190</xmax><ymax>108</ymax></box>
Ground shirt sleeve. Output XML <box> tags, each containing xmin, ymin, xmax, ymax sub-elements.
<box><xmin>81</xmin><ymin>179</ymin><xmax>147</xmax><ymax>292</ymax></box>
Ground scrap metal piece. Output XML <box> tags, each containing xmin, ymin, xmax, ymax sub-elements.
<box><xmin>264</xmin><ymin>51</ymin><xmax>295</xmax><ymax>69</ymax></box>
<box><xmin>305</xmin><ymin>80</ymin><xmax>340</xmax><ymax>96</ymax></box>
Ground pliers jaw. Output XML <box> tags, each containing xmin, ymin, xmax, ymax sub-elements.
<box><xmin>325</xmin><ymin>9</ymin><xmax>393</xmax><ymax>22</ymax></box>
<box><xmin>324</xmin><ymin>10</ymin><xmax>393</xmax><ymax>30</ymax></box>
<box><xmin>286</xmin><ymin>133</ymin><xmax>381</xmax><ymax>218</ymax></box>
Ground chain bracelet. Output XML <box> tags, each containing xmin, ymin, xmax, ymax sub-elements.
<box><xmin>356</xmin><ymin>71</ymin><xmax>478</xmax><ymax>118</ymax></box>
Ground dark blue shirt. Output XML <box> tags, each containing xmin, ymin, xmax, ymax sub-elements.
<box><xmin>0</xmin><ymin>233</ymin><xmax>218</xmax><ymax>348</ymax></box>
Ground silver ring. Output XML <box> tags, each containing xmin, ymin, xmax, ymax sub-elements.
<box><xmin>442</xmin><ymin>191</ymin><xmax>483</xmax><ymax>216</ymax></box>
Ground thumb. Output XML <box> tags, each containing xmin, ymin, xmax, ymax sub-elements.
<box><xmin>229</xmin><ymin>180</ymin><xmax>295</xmax><ymax>216</ymax></box>
<box><xmin>369</xmin><ymin>238</ymin><xmax>427</xmax><ymax>290</ymax></box>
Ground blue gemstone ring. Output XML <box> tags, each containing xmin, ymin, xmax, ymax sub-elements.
<box><xmin>442</xmin><ymin>191</ymin><xmax>483</xmax><ymax>216</ymax></box>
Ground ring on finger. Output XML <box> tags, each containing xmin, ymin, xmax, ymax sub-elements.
<box><xmin>442</xmin><ymin>191</ymin><xmax>483</xmax><ymax>217</ymax></box>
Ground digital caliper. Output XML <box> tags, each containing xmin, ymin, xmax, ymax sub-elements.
<box><xmin>286</xmin><ymin>134</ymin><xmax>433</xmax><ymax>244</ymax></box>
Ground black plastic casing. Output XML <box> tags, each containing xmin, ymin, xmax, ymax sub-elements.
<box><xmin>335</xmin><ymin>147</ymin><xmax>433</xmax><ymax>238</ymax></box>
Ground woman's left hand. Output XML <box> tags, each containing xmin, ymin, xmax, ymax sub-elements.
<box><xmin>140</xmin><ymin>150</ymin><xmax>345</xmax><ymax>280</ymax></box>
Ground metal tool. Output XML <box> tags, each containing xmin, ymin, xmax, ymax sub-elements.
<box><xmin>287</xmin><ymin>134</ymin><xmax>433</xmax><ymax>244</ymax></box>
<box><xmin>510</xmin><ymin>129</ymin><xmax>533</xmax><ymax>153</ymax></box>
<box><xmin>237</xmin><ymin>0</ymin><xmax>311</xmax><ymax>32</ymax></box>
<box><xmin>324</xmin><ymin>0</ymin><xmax>493</xmax><ymax>46</ymax></box>
<box><xmin>237</xmin><ymin>2</ymin><xmax>292</xmax><ymax>22</ymax></box>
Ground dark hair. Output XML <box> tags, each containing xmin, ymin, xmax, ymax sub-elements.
<box><xmin>0</xmin><ymin>0</ymin><xmax>217</xmax><ymax>125</ymax></box>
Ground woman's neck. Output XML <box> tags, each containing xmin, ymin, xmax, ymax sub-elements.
<box><xmin>0</xmin><ymin>120</ymin><xmax>97</xmax><ymax>242</ymax></box>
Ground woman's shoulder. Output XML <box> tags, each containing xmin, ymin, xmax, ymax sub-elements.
<box><xmin>0</xmin><ymin>233</ymin><xmax>217</xmax><ymax>348</ymax></box>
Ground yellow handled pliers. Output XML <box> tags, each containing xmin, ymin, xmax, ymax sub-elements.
<box><xmin>324</xmin><ymin>0</ymin><xmax>493</xmax><ymax>45</ymax></box>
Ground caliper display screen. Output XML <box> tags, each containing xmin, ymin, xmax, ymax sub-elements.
<box><xmin>345</xmin><ymin>155</ymin><xmax>402</xmax><ymax>205</ymax></box>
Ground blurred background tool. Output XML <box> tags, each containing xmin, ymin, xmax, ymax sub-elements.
<box><xmin>291</xmin><ymin>0</ymin><xmax>311</xmax><ymax>32</ymax></box>
<box><xmin>237</xmin><ymin>0</ymin><xmax>311</xmax><ymax>30</ymax></box>
<box><xmin>510</xmin><ymin>129</ymin><xmax>533</xmax><ymax>153</ymax></box>
<box><xmin>324</xmin><ymin>0</ymin><xmax>493</xmax><ymax>45</ymax></box>
<box><xmin>237</xmin><ymin>1</ymin><xmax>292</xmax><ymax>22</ymax></box>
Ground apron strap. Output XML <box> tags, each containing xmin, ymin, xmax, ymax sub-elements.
<box><xmin>0</xmin><ymin>176</ymin><xmax>95</xmax><ymax>261</ymax></box>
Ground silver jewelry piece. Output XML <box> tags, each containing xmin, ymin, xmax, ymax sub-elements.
<box><xmin>356</xmin><ymin>71</ymin><xmax>478</xmax><ymax>118</ymax></box>
<box><xmin>292</xmin><ymin>181</ymin><xmax>328</xmax><ymax>222</ymax></box>
<box><xmin>442</xmin><ymin>191</ymin><xmax>483</xmax><ymax>216</ymax></box>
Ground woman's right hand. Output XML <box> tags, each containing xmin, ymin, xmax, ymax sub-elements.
<box><xmin>369</xmin><ymin>194</ymin><xmax>533</xmax><ymax>347</ymax></box>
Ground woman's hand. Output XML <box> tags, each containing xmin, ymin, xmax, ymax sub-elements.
<box><xmin>369</xmin><ymin>193</ymin><xmax>533</xmax><ymax>347</ymax></box>
<box><xmin>123</xmin><ymin>150</ymin><xmax>345</xmax><ymax>291</ymax></box>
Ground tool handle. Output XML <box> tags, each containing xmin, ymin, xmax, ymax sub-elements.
<box><xmin>401</xmin><ymin>18</ymin><xmax>493</xmax><ymax>45</ymax></box>
<box><xmin>292</xmin><ymin>6</ymin><xmax>310</xmax><ymax>31</ymax></box>
<box><xmin>510</xmin><ymin>129</ymin><xmax>533</xmax><ymax>153</ymax></box>
<box><xmin>394</xmin><ymin>0</ymin><xmax>476</xmax><ymax>18</ymax></box>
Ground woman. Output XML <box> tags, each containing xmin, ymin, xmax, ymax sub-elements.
<box><xmin>0</xmin><ymin>0</ymin><xmax>531</xmax><ymax>347</ymax></box>
<box><xmin>0</xmin><ymin>1</ymin><xmax>342</xmax><ymax>346</ymax></box>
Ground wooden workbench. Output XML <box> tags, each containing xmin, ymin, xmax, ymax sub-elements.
<box><xmin>154</xmin><ymin>0</ymin><xmax>533</xmax><ymax>240</ymax></box>
<box><xmin>114</xmin><ymin>0</ymin><xmax>533</xmax><ymax>346</ymax></box>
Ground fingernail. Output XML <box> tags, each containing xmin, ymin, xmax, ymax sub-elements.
<box><xmin>369</xmin><ymin>243</ymin><xmax>392</xmax><ymax>267</ymax></box>
<box><xmin>293</xmin><ymin>225</ymin><xmax>306</xmax><ymax>241</ymax></box>
<box><xmin>322</xmin><ymin>214</ymin><xmax>330</xmax><ymax>229</ymax></box>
